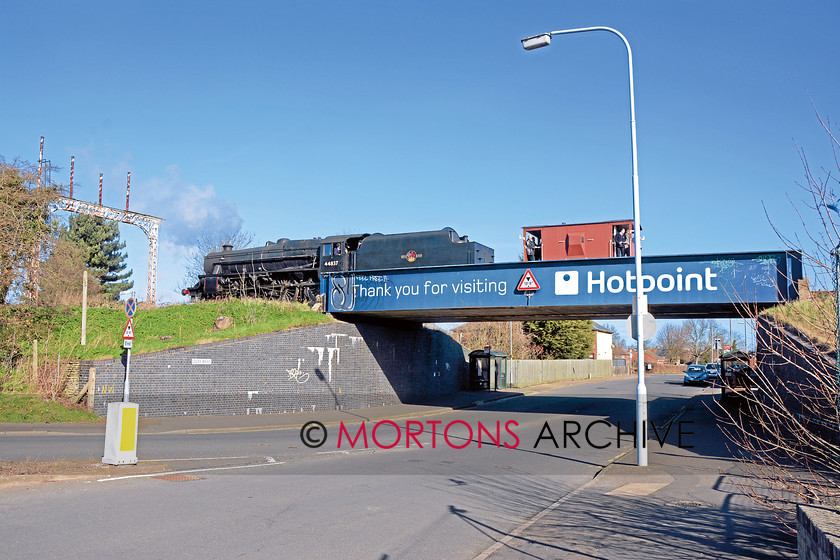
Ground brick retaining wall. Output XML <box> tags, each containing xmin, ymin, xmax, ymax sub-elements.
<box><xmin>79</xmin><ymin>322</ymin><xmax>468</xmax><ymax>417</ymax></box>
<box><xmin>756</xmin><ymin>316</ymin><xmax>836</xmax><ymax>432</ymax></box>
<box><xmin>756</xmin><ymin>317</ymin><xmax>840</xmax><ymax>558</ymax></box>
<box><xmin>798</xmin><ymin>505</ymin><xmax>840</xmax><ymax>559</ymax></box>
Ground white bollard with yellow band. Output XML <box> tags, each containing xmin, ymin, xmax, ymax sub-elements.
<box><xmin>102</xmin><ymin>402</ymin><xmax>138</xmax><ymax>465</ymax></box>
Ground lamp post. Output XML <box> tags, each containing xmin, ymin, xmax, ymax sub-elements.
<box><xmin>522</xmin><ymin>27</ymin><xmax>649</xmax><ymax>466</ymax></box>
<box><xmin>831</xmin><ymin>244</ymin><xmax>840</xmax><ymax>417</ymax></box>
<box><xmin>825</xmin><ymin>204</ymin><xmax>840</xmax><ymax>421</ymax></box>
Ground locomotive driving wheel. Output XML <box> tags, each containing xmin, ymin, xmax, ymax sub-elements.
<box><xmin>272</xmin><ymin>280</ymin><xmax>291</xmax><ymax>301</ymax></box>
<box><xmin>303</xmin><ymin>286</ymin><xmax>316</xmax><ymax>303</ymax></box>
<box><xmin>228</xmin><ymin>279</ymin><xmax>245</xmax><ymax>298</ymax></box>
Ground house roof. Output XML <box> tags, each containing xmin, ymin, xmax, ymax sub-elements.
<box><xmin>625</xmin><ymin>348</ymin><xmax>663</xmax><ymax>362</ymax></box>
<box><xmin>592</xmin><ymin>322</ymin><xmax>613</xmax><ymax>334</ymax></box>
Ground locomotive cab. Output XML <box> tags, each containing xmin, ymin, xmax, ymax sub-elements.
<box><xmin>318</xmin><ymin>235</ymin><xmax>368</xmax><ymax>274</ymax></box>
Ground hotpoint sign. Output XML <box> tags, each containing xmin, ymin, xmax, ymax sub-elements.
<box><xmin>324</xmin><ymin>251</ymin><xmax>801</xmax><ymax>316</ymax></box>
<box><xmin>567</xmin><ymin>266</ymin><xmax>719</xmax><ymax>295</ymax></box>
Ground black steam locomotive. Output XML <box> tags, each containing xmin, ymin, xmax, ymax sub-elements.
<box><xmin>183</xmin><ymin>228</ymin><xmax>494</xmax><ymax>302</ymax></box>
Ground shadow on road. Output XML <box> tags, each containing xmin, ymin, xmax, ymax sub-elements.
<box><xmin>435</xmin><ymin>459</ymin><xmax>793</xmax><ymax>560</ymax></box>
<box><xmin>414</xmin><ymin>391</ymin><xmax>797</xmax><ymax>559</ymax></box>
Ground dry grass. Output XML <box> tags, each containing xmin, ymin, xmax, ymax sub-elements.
<box><xmin>762</xmin><ymin>292</ymin><xmax>835</xmax><ymax>350</ymax></box>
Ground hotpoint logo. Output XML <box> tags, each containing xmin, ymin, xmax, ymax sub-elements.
<box><xmin>554</xmin><ymin>271</ymin><xmax>580</xmax><ymax>295</ymax></box>
<box><xmin>553</xmin><ymin>268</ymin><xmax>719</xmax><ymax>295</ymax></box>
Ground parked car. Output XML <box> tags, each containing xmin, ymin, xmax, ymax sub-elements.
<box><xmin>705</xmin><ymin>363</ymin><xmax>720</xmax><ymax>381</ymax></box>
<box><xmin>684</xmin><ymin>364</ymin><xmax>711</xmax><ymax>385</ymax></box>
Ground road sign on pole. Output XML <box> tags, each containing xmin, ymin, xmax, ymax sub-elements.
<box><xmin>123</xmin><ymin>318</ymin><xmax>135</xmax><ymax>340</ymax></box>
<box><xmin>125</xmin><ymin>297</ymin><xmax>136</xmax><ymax>318</ymax></box>
<box><xmin>121</xmin><ymin>318</ymin><xmax>134</xmax><ymax>403</ymax></box>
<box><xmin>516</xmin><ymin>269</ymin><xmax>540</xmax><ymax>291</ymax></box>
<box><xmin>627</xmin><ymin>312</ymin><xmax>656</xmax><ymax>341</ymax></box>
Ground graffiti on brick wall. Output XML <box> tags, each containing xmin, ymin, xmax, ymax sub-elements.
<box><xmin>305</xmin><ymin>334</ymin><xmax>343</xmax><ymax>382</ymax></box>
<box><xmin>287</xmin><ymin>358</ymin><xmax>310</xmax><ymax>383</ymax></box>
<box><xmin>82</xmin><ymin>322</ymin><xmax>465</xmax><ymax>417</ymax></box>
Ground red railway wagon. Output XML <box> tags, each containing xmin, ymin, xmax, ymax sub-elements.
<box><xmin>523</xmin><ymin>219</ymin><xmax>635</xmax><ymax>261</ymax></box>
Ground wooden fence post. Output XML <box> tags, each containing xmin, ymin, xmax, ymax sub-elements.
<box><xmin>32</xmin><ymin>339</ymin><xmax>38</xmax><ymax>385</ymax></box>
<box><xmin>87</xmin><ymin>367</ymin><xmax>95</xmax><ymax>411</ymax></box>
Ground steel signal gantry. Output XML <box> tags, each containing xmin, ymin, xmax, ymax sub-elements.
<box><xmin>55</xmin><ymin>197</ymin><xmax>164</xmax><ymax>305</ymax></box>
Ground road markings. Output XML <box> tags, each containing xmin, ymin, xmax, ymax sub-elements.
<box><xmin>98</xmin><ymin>459</ymin><xmax>284</xmax><ymax>482</ymax></box>
<box><xmin>138</xmin><ymin>456</ymin><xmax>251</xmax><ymax>462</ymax></box>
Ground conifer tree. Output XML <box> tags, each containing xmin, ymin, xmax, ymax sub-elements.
<box><xmin>523</xmin><ymin>320</ymin><xmax>594</xmax><ymax>359</ymax></box>
<box><xmin>63</xmin><ymin>215</ymin><xmax>133</xmax><ymax>299</ymax></box>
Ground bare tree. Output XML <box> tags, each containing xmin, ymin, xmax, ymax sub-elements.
<box><xmin>684</xmin><ymin>319</ymin><xmax>716</xmax><ymax>363</ymax></box>
<box><xmin>0</xmin><ymin>158</ymin><xmax>60</xmax><ymax>303</ymax></box>
<box><xmin>181</xmin><ymin>226</ymin><xmax>254</xmax><ymax>290</ymax></box>
<box><xmin>606</xmin><ymin>324</ymin><xmax>628</xmax><ymax>354</ymax></box>
<box><xmin>684</xmin><ymin>319</ymin><xmax>735</xmax><ymax>363</ymax></box>
<box><xmin>654</xmin><ymin>322</ymin><xmax>689</xmax><ymax>364</ymax></box>
<box><xmin>717</xmin><ymin>108</ymin><xmax>840</xmax><ymax>531</ymax></box>
<box><xmin>452</xmin><ymin>322</ymin><xmax>540</xmax><ymax>359</ymax></box>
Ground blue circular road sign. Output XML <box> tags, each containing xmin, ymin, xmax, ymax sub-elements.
<box><xmin>125</xmin><ymin>298</ymin><xmax>136</xmax><ymax>318</ymax></box>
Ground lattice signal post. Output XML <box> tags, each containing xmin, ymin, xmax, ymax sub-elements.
<box><xmin>55</xmin><ymin>197</ymin><xmax>164</xmax><ymax>305</ymax></box>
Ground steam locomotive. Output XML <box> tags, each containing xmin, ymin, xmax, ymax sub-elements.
<box><xmin>183</xmin><ymin>228</ymin><xmax>494</xmax><ymax>302</ymax></box>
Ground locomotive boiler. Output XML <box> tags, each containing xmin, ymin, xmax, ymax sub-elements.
<box><xmin>183</xmin><ymin>227</ymin><xmax>494</xmax><ymax>302</ymax></box>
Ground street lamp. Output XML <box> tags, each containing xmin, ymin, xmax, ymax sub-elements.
<box><xmin>522</xmin><ymin>27</ymin><xmax>649</xmax><ymax>466</ymax></box>
<box><xmin>826</xmin><ymin>204</ymin><xmax>840</xmax><ymax>417</ymax></box>
<box><xmin>832</xmin><ymin>244</ymin><xmax>840</xmax><ymax>418</ymax></box>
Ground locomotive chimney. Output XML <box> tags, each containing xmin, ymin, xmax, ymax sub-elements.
<box><xmin>222</xmin><ymin>244</ymin><xmax>233</xmax><ymax>252</ymax></box>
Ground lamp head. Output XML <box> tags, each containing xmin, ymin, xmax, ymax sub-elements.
<box><xmin>521</xmin><ymin>33</ymin><xmax>551</xmax><ymax>50</ymax></box>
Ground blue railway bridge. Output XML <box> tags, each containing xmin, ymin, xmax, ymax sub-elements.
<box><xmin>322</xmin><ymin>251</ymin><xmax>802</xmax><ymax>323</ymax></box>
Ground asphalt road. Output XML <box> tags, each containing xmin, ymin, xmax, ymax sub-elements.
<box><xmin>0</xmin><ymin>375</ymin><xmax>794</xmax><ymax>559</ymax></box>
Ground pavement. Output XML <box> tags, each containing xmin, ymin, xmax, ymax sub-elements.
<box><xmin>475</xmin><ymin>389</ymin><xmax>796</xmax><ymax>560</ymax></box>
<box><xmin>0</xmin><ymin>385</ymin><xmax>536</xmax><ymax>436</ymax></box>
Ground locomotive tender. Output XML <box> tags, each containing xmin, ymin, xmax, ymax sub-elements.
<box><xmin>183</xmin><ymin>228</ymin><xmax>494</xmax><ymax>302</ymax></box>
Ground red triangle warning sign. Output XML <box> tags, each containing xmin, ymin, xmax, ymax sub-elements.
<box><xmin>123</xmin><ymin>318</ymin><xmax>135</xmax><ymax>339</ymax></box>
<box><xmin>517</xmin><ymin>269</ymin><xmax>541</xmax><ymax>291</ymax></box>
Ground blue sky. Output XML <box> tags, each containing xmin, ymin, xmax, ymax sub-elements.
<box><xmin>2</xmin><ymin>1</ymin><xmax>838</xmax><ymax>344</ymax></box>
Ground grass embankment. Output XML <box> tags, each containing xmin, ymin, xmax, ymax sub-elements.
<box><xmin>0</xmin><ymin>393</ymin><xmax>99</xmax><ymax>423</ymax></box>
<box><xmin>762</xmin><ymin>291</ymin><xmax>835</xmax><ymax>350</ymax></box>
<box><xmin>0</xmin><ymin>298</ymin><xmax>332</xmax><ymax>421</ymax></box>
<box><xmin>3</xmin><ymin>298</ymin><xmax>332</xmax><ymax>363</ymax></box>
